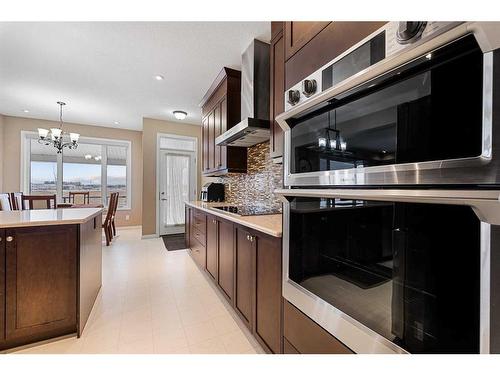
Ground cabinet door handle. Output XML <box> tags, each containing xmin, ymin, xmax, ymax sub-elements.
<box><xmin>212</xmin><ymin>219</ymin><xmax>216</xmax><ymax>224</ymax></box>
<box><xmin>6</xmin><ymin>236</ymin><xmax>14</xmax><ymax>242</ymax></box>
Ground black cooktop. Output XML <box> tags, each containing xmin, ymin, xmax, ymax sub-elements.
<box><xmin>212</xmin><ymin>205</ymin><xmax>281</xmax><ymax>216</ymax></box>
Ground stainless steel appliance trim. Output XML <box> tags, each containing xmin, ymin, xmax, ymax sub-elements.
<box><xmin>278</xmin><ymin>23</ymin><xmax>498</xmax><ymax>187</ymax></box>
<box><xmin>276</xmin><ymin>188</ymin><xmax>500</xmax><ymax>225</ymax></box>
<box><xmin>280</xmin><ymin>189</ymin><xmax>495</xmax><ymax>353</ymax></box>
<box><xmin>480</xmin><ymin>222</ymin><xmax>491</xmax><ymax>354</ymax></box>
<box><xmin>215</xmin><ymin>117</ymin><xmax>270</xmax><ymax>147</ymax></box>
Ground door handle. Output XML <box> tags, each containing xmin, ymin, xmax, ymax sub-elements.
<box><xmin>161</xmin><ymin>198</ymin><xmax>168</xmax><ymax>201</ymax></box>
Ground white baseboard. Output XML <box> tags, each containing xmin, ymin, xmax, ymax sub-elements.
<box><xmin>141</xmin><ymin>234</ymin><xmax>159</xmax><ymax>239</ymax></box>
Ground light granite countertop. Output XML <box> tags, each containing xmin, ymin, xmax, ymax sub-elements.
<box><xmin>185</xmin><ymin>201</ymin><xmax>282</xmax><ymax>238</ymax></box>
<box><xmin>0</xmin><ymin>208</ymin><xmax>103</xmax><ymax>228</ymax></box>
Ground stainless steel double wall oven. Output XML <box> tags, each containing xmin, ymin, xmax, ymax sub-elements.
<box><xmin>276</xmin><ymin>22</ymin><xmax>500</xmax><ymax>354</ymax></box>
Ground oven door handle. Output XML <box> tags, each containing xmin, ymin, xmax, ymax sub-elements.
<box><xmin>275</xmin><ymin>188</ymin><xmax>500</xmax><ymax>225</ymax></box>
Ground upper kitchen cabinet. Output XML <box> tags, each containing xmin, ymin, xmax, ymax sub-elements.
<box><xmin>200</xmin><ymin>67</ymin><xmax>247</xmax><ymax>176</ymax></box>
<box><xmin>270</xmin><ymin>21</ymin><xmax>285</xmax><ymax>160</ymax></box>
<box><xmin>284</xmin><ymin>21</ymin><xmax>387</xmax><ymax>89</ymax></box>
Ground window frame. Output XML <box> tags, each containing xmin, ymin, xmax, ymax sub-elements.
<box><xmin>21</xmin><ymin>131</ymin><xmax>132</xmax><ymax>210</ymax></box>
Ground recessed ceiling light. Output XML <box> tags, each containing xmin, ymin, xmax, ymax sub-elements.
<box><xmin>173</xmin><ymin>110</ymin><xmax>187</xmax><ymax>120</ymax></box>
<box><xmin>23</xmin><ymin>109</ymin><xmax>29</xmax><ymax>113</ymax></box>
<box><xmin>155</xmin><ymin>75</ymin><xmax>164</xmax><ymax>81</ymax></box>
<box><xmin>114</xmin><ymin>121</ymin><xmax>119</xmax><ymax>125</ymax></box>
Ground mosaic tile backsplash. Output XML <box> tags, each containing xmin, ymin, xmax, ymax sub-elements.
<box><xmin>220</xmin><ymin>142</ymin><xmax>283</xmax><ymax>211</ymax></box>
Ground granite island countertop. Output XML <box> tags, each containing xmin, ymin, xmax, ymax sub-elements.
<box><xmin>185</xmin><ymin>201</ymin><xmax>282</xmax><ymax>238</ymax></box>
<box><xmin>0</xmin><ymin>208</ymin><xmax>103</xmax><ymax>228</ymax></box>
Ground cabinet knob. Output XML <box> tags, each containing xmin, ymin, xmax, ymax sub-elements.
<box><xmin>6</xmin><ymin>236</ymin><xmax>13</xmax><ymax>242</ymax></box>
<box><xmin>212</xmin><ymin>219</ymin><xmax>216</xmax><ymax>224</ymax></box>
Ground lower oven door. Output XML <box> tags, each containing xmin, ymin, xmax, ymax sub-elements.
<box><xmin>277</xmin><ymin>189</ymin><xmax>500</xmax><ymax>354</ymax></box>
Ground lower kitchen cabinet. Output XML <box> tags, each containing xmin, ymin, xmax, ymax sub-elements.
<box><xmin>217</xmin><ymin>219</ymin><xmax>234</xmax><ymax>301</ymax></box>
<box><xmin>206</xmin><ymin>215</ymin><xmax>218</xmax><ymax>280</ymax></box>
<box><xmin>234</xmin><ymin>226</ymin><xmax>255</xmax><ymax>329</ymax></box>
<box><xmin>186</xmin><ymin>206</ymin><xmax>284</xmax><ymax>353</ymax></box>
<box><xmin>254</xmin><ymin>232</ymin><xmax>282</xmax><ymax>353</ymax></box>
<box><xmin>283</xmin><ymin>300</ymin><xmax>353</xmax><ymax>354</ymax></box>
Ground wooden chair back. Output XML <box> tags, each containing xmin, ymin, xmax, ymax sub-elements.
<box><xmin>9</xmin><ymin>192</ymin><xmax>22</xmax><ymax>210</ymax></box>
<box><xmin>21</xmin><ymin>194</ymin><xmax>57</xmax><ymax>209</ymax></box>
<box><xmin>0</xmin><ymin>193</ymin><xmax>12</xmax><ymax>211</ymax></box>
<box><xmin>69</xmin><ymin>191</ymin><xmax>90</xmax><ymax>204</ymax></box>
<box><xmin>103</xmin><ymin>192</ymin><xmax>117</xmax><ymax>226</ymax></box>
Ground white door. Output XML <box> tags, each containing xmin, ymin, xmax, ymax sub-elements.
<box><xmin>159</xmin><ymin>151</ymin><xmax>195</xmax><ymax>235</ymax></box>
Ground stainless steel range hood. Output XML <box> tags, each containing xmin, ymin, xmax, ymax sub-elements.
<box><xmin>216</xmin><ymin>39</ymin><xmax>270</xmax><ymax>147</ymax></box>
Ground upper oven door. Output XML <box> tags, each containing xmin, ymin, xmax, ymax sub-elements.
<box><xmin>278</xmin><ymin>23</ymin><xmax>500</xmax><ymax>187</ymax></box>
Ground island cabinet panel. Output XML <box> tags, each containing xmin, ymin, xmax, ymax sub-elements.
<box><xmin>4</xmin><ymin>225</ymin><xmax>77</xmax><ymax>346</ymax></box>
<box><xmin>283</xmin><ymin>300</ymin><xmax>354</xmax><ymax>354</ymax></box>
<box><xmin>0</xmin><ymin>230</ymin><xmax>5</xmax><ymax>344</ymax></box>
<box><xmin>234</xmin><ymin>226</ymin><xmax>255</xmax><ymax>329</ymax></box>
<box><xmin>206</xmin><ymin>215</ymin><xmax>218</xmax><ymax>281</ymax></box>
<box><xmin>185</xmin><ymin>206</ymin><xmax>191</xmax><ymax>248</ymax></box>
<box><xmin>217</xmin><ymin>219</ymin><xmax>234</xmax><ymax>301</ymax></box>
<box><xmin>254</xmin><ymin>233</ymin><xmax>282</xmax><ymax>354</ymax></box>
<box><xmin>78</xmin><ymin>215</ymin><xmax>102</xmax><ymax>336</ymax></box>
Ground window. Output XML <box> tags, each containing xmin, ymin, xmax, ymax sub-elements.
<box><xmin>23</xmin><ymin>132</ymin><xmax>131</xmax><ymax>209</ymax></box>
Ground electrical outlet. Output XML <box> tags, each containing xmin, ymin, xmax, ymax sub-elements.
<box><xmin>125</xmin><ymin>215</ymin><xmax>130</xmax><ymax>221</ymax></box>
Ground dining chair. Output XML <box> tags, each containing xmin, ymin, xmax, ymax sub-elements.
<box><xmin>9</xmin><ymin>192</ymin><xmax>22</xmax><ymax>210</ymax></box>
<box><xmin>69</xmin><ymin>191</ymin><xmax>90</xmax><ymax>204</ymax></box>
<box><xmin>102</xmin><ymin>192</ymin><xmax>117</xmax><ymax>246</ymax></box>
<box><xmin>21</xmin><ymin>194</ymin><xmax>57</xmax><ymax>209</ymax></box>
<box><xmin>0</xmin><ymin>193</ymin><xmax>12</xmax><ymax>211</ymax></box>
<box><xmin>111</xmin><ymin>192</ymin><xmax>119</xmax><ymax>237</ymax></box>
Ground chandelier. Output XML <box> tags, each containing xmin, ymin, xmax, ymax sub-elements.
<box><xmin>37</xmin><ymin>101</ymin><xmax>79</xmax><ymax>153</ymax></box>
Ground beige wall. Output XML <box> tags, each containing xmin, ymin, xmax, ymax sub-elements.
<box><xmin>142</xmin><ymin>117</ymin><xmax>202</xmax><ymax>236</ymax></box>
<box><xmin>0</xmin><ymin>114</ymin><xmax>4</xmax><ymax>192</ymax></box>
<box><xmin>0</xmin><ymin>115</ymin><xmax>143</xmax><ymax>226</ymax></box>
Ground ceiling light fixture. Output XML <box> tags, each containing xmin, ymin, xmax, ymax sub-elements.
<box><xmin>155</xmin><ymin>75</ymin><xmax>164</xmax><ymax>81</ymax></box>
<box><xmin>37</xmin><ymin>101</ymin><xmax>79</xmax><ymax>154</ymax></box>
<box><xmin>23</xmin><ymin>109</ymin><xmax>29</xmax><ymax>113</ymax></box>
<box><xmin>114</xmin><ymin>121</ymin><xmax>119</xmax><ymax>125</ymax></box>
<box><xmin>173</xmin><ymin>110</ymin><xmax>187</xmax><ymax>120</ymax></box>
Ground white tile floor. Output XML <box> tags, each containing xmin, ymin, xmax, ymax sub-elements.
<box><xmin>13</xmin><ymin>227</ymin><xmax>263</xmax><ymax>354</ymax></box>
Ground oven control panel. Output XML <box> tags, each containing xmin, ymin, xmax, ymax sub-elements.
<box><xmin>284</xmin><ymin>21</ymin><xmax>460</xmax><ymax>112</ymax></box>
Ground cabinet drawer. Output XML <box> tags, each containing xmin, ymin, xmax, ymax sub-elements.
<box><xmin>192</xmin><ymin>226</ymin><xmax>206</xmax><ymax>247</ymax></box>
<box><xmin>192</xmin><ymin>211</ymin><xmax>206</xmax><ymax>233</ymax></box>
<box><xmin>284</xmin><ymin>300</ymin><xmax>353</xmax><ymax>354</ymax></box>
<box><xmin>190</xmin><ymin>236</ymin><xmax>206</xmax><ymax>269</ymax></box>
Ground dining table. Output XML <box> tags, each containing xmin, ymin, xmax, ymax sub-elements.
<box><xmin>56</xmin><ymin>203</ymin><xmax>104</xmax><ymax>209</ymax></box>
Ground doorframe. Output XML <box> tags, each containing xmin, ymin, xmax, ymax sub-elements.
<box><xmin>155</xmin><ymin>133</ymin><xmax>198</xmax><ymax>238</ymax></box>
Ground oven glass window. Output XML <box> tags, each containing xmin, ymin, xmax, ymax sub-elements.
<box><xmin>288</xmin><ymin>197</ymin><xmax>480</xmax><ymax>353</ymax></box>
<box><xmin>290</xmin><ymin>35</ymin><xmax>483</xmax><ymax>174</ymax></box>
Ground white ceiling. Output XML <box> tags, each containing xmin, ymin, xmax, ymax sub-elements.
<box><xmin>0</xmin><ymin>22</ymin><xmax>271</xmax><ymax>130</ymax></box>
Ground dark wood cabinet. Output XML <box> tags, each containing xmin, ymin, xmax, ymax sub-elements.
<box><xmin>0</xmin><ymin>230</ymin><xmax>5</xmax><ymax>345</ymax></box>
<box><xmin>200</xmin><ymin>67</ymin><xmax>247</xmax><ymax>176</ymax></box>
<box><xmin>284</xmin><ymin>21</ymin><xmax>387</xmax><ymax>90</ymax></box>
<box><xmin>189</xmin><ymin>210</ymin><xmax>207</xmax><ymax>269</ymax></box>
<box><xmin>234</xmin><ymin>226</ymin><xmax>254</xmax><ymax>329</ymax></box>
<box><xmin>185</xmin><ymin>206</ymin><xmax>191</xmax><ymax>249</ymax></box>
<box><xmin>206</xmin><ymin>215</ymin><xmax>218</xmax><ymax>281</ymax></box>
<box><xmin>270</xmin><ymin>23</ymin><xmax>285</xmax><ymax>160</ymax></box>
<box><xmin>217</xmin><ymin>219</ymin><xmax>234</xmax><ymax>301</ymax></box>
<box><xmin>186</xmin><ymin>206</ymin><xmax>284</xmax><ymax>353</ymax></box>
<box><xmin>254</xmin><ymin>233</ymin><xmax>282</xmax><ymax>353</ymax></box>
<box><xmin>283</xmin><ymin>300</ymin><xmax>354</xmax><ymax>354</ymax></box>
<box><xmin>284</xmin><ymin>21</ymin><xmax>330</xmax><ymax>61</ymax></box>
<box><xmin>4</xmin><ymin>225</ymin><xmax>77</xmax><ymax>346</ymax></box>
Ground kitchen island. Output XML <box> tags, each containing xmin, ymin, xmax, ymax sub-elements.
<box><xmin>0</xmin><ymin>208</ymin><xmax>103</xmax><ymax>351</ymax></box>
